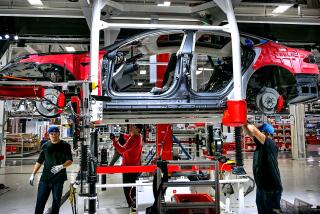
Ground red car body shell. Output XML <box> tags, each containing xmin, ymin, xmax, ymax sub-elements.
<box><xmin>253</xmin><ymin>41</ymin><xmax>319</xmax><ymax>75</ymax></box>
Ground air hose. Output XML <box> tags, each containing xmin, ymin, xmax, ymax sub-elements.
<box><xmin>232</xmin><ymin>127</ymin><xmax>246</xmax><ymax>175</ymax></box>
<box><xmin>79</xmin><ymin>144</ymin><xmax>88</xmax><ymax>195</ymax></box>
<box><xmin>80</xmin><ymin>144</ymin><xmax>88</xmax><ymax>172</ymax></box>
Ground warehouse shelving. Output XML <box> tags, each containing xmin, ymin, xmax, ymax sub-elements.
<box><xmin>305</xmin><ymin>114</ymin><xmax>320</xmax><ymax>145</ymax></box>
<box><xmin>5</xmin><ymin>133</ymin><xmax>39</xmax><ymax>158</ymax></box>
<box><xmin>244</xmin><ymin>114</ymin><xmax>292</xmax><ymax>152</ymax></box>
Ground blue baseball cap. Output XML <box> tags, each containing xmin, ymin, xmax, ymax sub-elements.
<box><xmin>259</xmin><ymin>123</ymin><xmax>274</xmax><ymax>135</ymax></box>
<box><xmin>48</xmin><ymin>126</ymin><xmax>60</xmax><ymax>133</ymax></box>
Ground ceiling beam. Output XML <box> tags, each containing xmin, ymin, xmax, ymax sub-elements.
<box><xmin>25</xmin><ymin>45</ymin><xmax>37</xmax><ymax>54</ymax></box>
<box><xmin>0</xmin><ymin>8</ymin><xmax>84</xmax><ymax>18</ymax></box>
<box><xmin>235</xmin><ymin>16</ymin><xmax>320</xmax><ymax>25</ymax></box>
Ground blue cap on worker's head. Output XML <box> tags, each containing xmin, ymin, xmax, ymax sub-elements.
<box><xmin>259</xmin><ymin>123</ymin><xmax>274</xmax><ymax>135</ymax></box>
<box><xmin>48</xmin><ymin>126</ymin><xmax>60</xmax><ymax>134</ymax></box>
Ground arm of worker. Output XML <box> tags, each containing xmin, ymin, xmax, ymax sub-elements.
<box><xmin>242</xmin><ymin>124</ymin><xmax>266</xmax><ymax>144</ymax></box>
<box><xmin>29</xmin><ymin>162</ymin><xmax>41</xmax><ymax>186</ymax></box>
<box><xmin>51</xmin><ymin>160</ymin><xmax>73</xmax><ymax>174</ymax></box>
<box><xmin>123</xmin><ymin>133</ymin><xmax>130</xmax><ymax>141</ymax></box>
<box><xmin>112</xmin><ymin>135</ymin><xmax>141</xmax><ymax>155</ymax></box>
<box><xmin>29</xmin><ymin>149</ymin><xmax>44</xmax><ymax>186</ymax></box>
<box><xmin>31</xmin><ymin>162</ymin><xmax>42</xmax><ymax>175</ymax></box>
<box><xmin>62</xmin><ymin>160</ymin><xmax>73</xmax><ymax>168</ymax></box>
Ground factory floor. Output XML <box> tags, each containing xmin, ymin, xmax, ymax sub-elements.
<box><xmin>0</xmin><ymin>145</ymin><xmax>319</xmax><ymax>214</ymax></box>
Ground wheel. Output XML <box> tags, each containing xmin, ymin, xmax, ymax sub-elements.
<box><xmin>255</xmin><ymin>87</ymin><xmax>280</xmax><ymax>114</ymax></box>
<box><xmin>35</xmin><ymin>88</ymin><xmax>61</xmax><ymax>118</ymax></box>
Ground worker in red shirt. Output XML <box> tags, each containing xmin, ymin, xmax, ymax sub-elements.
<box><xmin>110</xmin><ymin>124</ymin><xmax>143</xmax><ymax>209</ymax></box>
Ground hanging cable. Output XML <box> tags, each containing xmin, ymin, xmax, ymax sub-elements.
<box><xmin>232</xmin><ymin>127</ymin><xmax>246</xmax><ymax>175</ymax></box>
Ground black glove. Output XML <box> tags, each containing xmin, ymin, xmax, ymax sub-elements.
<box><xmin>119</xmin><ymin>132</ymin><xmax>124</xmax><ymax>138</ymax></box>
<box><xmin>118</xmin><ymin>133</ymin><xmax>126</xmax><ymax>145</ymax></box>
<box><xmin>110</xmin><ymin>132</ymin><xmax>115</xmax><ymax>140</ymax></box>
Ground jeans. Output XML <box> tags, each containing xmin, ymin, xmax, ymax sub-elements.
<box><xmin>35</xmin><ymin>180</ymin><xmax>64</xmax><ymax>214</ymax></box>
<box><xmin>256</xmin><ymin>187</ymin><xmax>282</xmax><ymax>214</ymax></box>
<box><xmin>109</xmin><ymin>150</ymin><xmax>121</xmax><ymax>166</ymax></box>
<box><xmin>123</xmin><ymin>173</ymin><xmax>139</xmax><ymax>207</ymax></box>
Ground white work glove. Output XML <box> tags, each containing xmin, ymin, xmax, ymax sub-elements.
<box><xmin>51</xmin><ymin>164</ymin><xmax>64</xmax><ymax>174</ymax></box>
<box><xmin>29</xmin><ymin>173</ymin><xmax>35</xmax><ymax>186</ymax></box>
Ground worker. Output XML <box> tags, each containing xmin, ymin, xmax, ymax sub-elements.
<box><xmin>110</xmin><ymin>124</ymin><xmax>143</xmax><ymax>210</ymax></box>
<box><xmin>242</xmin><ymin>122</ymin><xmax>283</xmax><ymax>214</ymax></box>
<box><xmin>29</xmin><ymin>126</ymin><xmax>73</xmax><ymax>214</ymax></box>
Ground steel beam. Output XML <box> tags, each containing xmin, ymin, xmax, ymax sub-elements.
<box><xmin>0</xmin><ymin>8</ymin><xmax>83</xmax><ymax>18</ymax></box>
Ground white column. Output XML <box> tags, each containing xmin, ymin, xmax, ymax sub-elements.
<box><xmin>214</xmin><ymin>0</ymin><xmax>243</xmax><ymax>100</ymax></box>
<box><xmin>90</xmin><ymin>0</ymin><xmax>103</xmax><ymax>122</ymax></box>
<box><xmin>289</xmin><ymin>103</ymin><xmax>306</xmax><ymax>159</ymax></box>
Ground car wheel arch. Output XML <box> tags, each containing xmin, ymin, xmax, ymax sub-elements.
<box><xmin>245</xmin><ymin>65</ymin><xmax>297</xmax><ymax>113</ymax></box>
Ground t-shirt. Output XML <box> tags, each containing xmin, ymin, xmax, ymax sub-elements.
<box><xmin>253</xmin><ymin>137</ymin><xmax>282</xmax><ymax>191</ymax></box>
<box><xmin>37</xmin><ymin>140</ymin><xmax>73</xmax><ymax>183</ymax></box>
<box><xmin>112</xmin><ymin>134</ymin><xmax>142</xmax><ymax>166</ymax></box>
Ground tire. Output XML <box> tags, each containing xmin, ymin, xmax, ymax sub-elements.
<box><xmin>35</xmin><ymin>88</ymin><xmax>61</xmax><ymax>118</ymax></box>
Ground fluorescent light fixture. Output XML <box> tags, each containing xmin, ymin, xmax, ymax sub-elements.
<box><xmin>140</xmin><ymin>70</ymin><xmax>147</xmax><ymax>75</ymax></box>
<box><xmin>197</xmin><ymin>67</ymin><xmax>214</xmax><ymax>75</ymax></box>
<box><xmin>272</xmin><ymin>5</ymin><xmax>292</xmax><ymax>14</ymax></box>
<box><xmin>65</xmin><ymin>46</ymin><xmax>76</xmax><ymax>52</ymax></box>
<box><xmin>4</xmin><ymin>34</ymin><xmax>9</xmax><ymax>39</ymax></box>
<box><xmin>14</xmin><ymin>35</ymin><xmax>19</xmax><ymax>40</ymax></box>
<box><xmin>138</xmin><ymin>82</ymin><xmax>143</xmax><ymax>86</ymax></box>
<box><xmin>198</xmin><ymin>67</ymin><xmax>213</xmax><ymax>71</ymax></box>
<box><xmin>196</xmin><ymin>70</ymin><xmax>203</xmax><ymax>75</ymax></box>
<box><xmin>157</xmin><ymin>1</ymin><xmax>171</xmax><ymax>6</ymax></box>
<box><xmin>27</xmin><ymin>0</ymin><xmax>44</xmax><ymax>6</ymax></box>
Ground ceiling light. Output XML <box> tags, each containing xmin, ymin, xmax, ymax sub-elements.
<box><xmin>196</xmin><ymin>70</ymin><xmax>203</xmax><ymax>75</ymax></box>
<box><xmin>4</xmin><ymin>34</ymin><xmax>9</xmax><ymax>39</ymax></box>
<box><xmin>65</xmin><ymin>46</ymin><xmax>76</xmax><ymax>52</ymax></box>
<box><xmin>14</xmin><ymin>35</ymin><xmax>19</xmax><ymax>40</ymax></box>
<box><xmin>140</xmin><ymin>70</ymin><xmax>147</xmax><ymax>75</ymax></box>
<box><xmin>0</xmin><ymin>36</ymin><xmax>2</xmax><ymax>40</ymax></box>
<box><xmin>198</xmin><ymin>67</ymin><xmax>213</xmax><ymax>71</ymax></box>
<box><xmin>27</xmin><ymin>0</ymin><xmax>44</xmax><ymax>6</ymax></box>
<box><xmin>157</xmin><ymin>1</ymin><xmax>171</xmax><ymax>7</ymax></box>
<box><xmin>138</xmin><ymin>82</ymin><xmax>143</xmax><ymax>86</ymax></box>
<box><xmin>272</xmin><ymin>5</ymin><xmax>292</xmax><ymax>14</ymax></box>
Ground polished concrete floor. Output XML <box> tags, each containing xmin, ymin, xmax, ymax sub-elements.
<box><xmin>0</xmin><ymin>145</ymin><xmax>319</xmax><ymax>214</ymax></box>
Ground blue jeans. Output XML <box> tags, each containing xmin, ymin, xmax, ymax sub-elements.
<box><xmin>256</xmin><ymin>187</ymin><xmax>282</xmax><ymax>214</ymax></box>
<box><xmin>35</xmin><ymin>180</ymin><xmax>64</xmax><ymax>214</ymax></box>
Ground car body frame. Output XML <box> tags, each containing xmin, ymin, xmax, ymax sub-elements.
<box><xmin>101</xmin><ymin>29</ymin><xmax>319</xmax><ymax>120</ymax></box>
<box><xmin>0</xmin><ymin>30</ymin><xmax>318</xmax><ymax>120</ymax></box>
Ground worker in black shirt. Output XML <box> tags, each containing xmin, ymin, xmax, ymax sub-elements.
<box><xmin>29</xmin><ymin>126</ymin><xmax>73</xmax><ymax>214</ymax></box>
<box><xmin>242</xmin><ymin>123</ymin><xmax>283</xmax><ymax>214</ymax></box>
